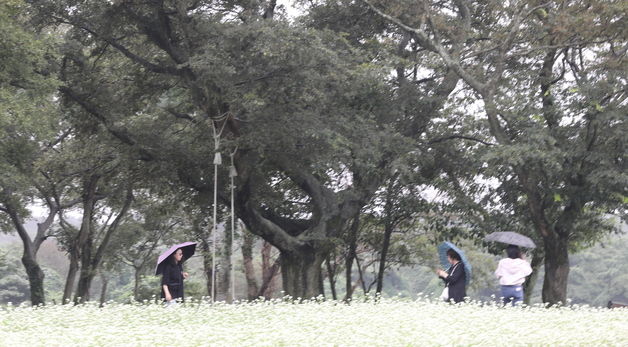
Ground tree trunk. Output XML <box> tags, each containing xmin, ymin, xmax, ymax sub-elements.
<box><xmin>257</xmin><ymin>241</ymin><xmax>281</xmax><ymax>298</ymax></box>
<box><xmin>280</xmin><ymin>248</ymin><xmax>326</xmax><ymax>300</ymax></box>
<box><xmin>521</xmin><ymin>172</ymin><xmax>572</xmax><ymax>306</ymax></box>
<box><xmin>261</xmin><ymin>241</ymin><xmax>272</xmax><ymax>285</ymax></box>
<box><xmin>234</xmin><ymin>154</ymin><xmax>372</xmax><ymax>302</ymax></box>
<box><xmin>21</xmin><ymin>254</ymin><xmax>46</xmax><ymax>306</ymax></box>
<box><xmin>59</xmin><ymin>212</ymin><xmax>81</xmax><ymax>304</ymax></box>
<box><xmin>344</xmin><ymin>215</ymin><xmax>360</xmax><ymax>301</ymax></box>
<box><xmin>199</xmin><ymin>240</ymin><xmax>215</xmax><ymax>298</ymax></box>
<box><xmin>133</xmin><ymin>268</ymin><xmax>141</xmax><ymax>301</ymax></box>
<box><xmin>350</xmin><ymin>279</ymin><xmax>362</xmax><ymax>295</ymax></box>
<box><xmin>325</xmin><ymin>256</ymin><xmax>337</xmax><ymax>300</ymax></box>
<box><xmin>75</xmin><ymin>273</ymin><xmax>95</xmax><ymax>303</ymax></box>
<box><xmin>72</xmin><ymin>175</ymin><xmax>99</xmax><ymax>304</ymax></box>
<box><xmin>318</xmin><ymin>267</ymin><xmax>325</xmax><ymax>298</ymax></box>
<box><xmin>99</xmin><ymin>273</ymin><xmax>108</xmax><ymax>307</ymax></box>
<box><xmin>62</xmin><ymin>255</ymin><xmax>79</xmax><ymax>304</ymax></box>
<box><xmin>355</xmin><ymin>255</ymin><xmax>368</xmax><ymax>293</ymax></box>
<box><xmin>241</xmin><ymin>232</ymin><xmax>259</xmax><ymax>300</ymax></box>
<box><xmin>74</xmin><ymin>186</ymin><xmax>133</xmax><ymax>304</ymax></box>
<box><xmin>220</xmin><ymin>223</ymin><xmax>233</xmax><ymax>302</ymax></box>
<box><xmin>4</xmin><ymin>203</ymin><xmax>48</xmax><ymax>306</ymax></box>
<box><xmin>376</xmin><ymin>222</ymin><xmax>394</xmax><ymax>294</ymax></box>
<box><xmin>523</xmin><ymin>250</ymin><xmax>544</xmax><ymax>305</ymax></box>
<box><xmin>258</xmin><ymin>257</ymin><xmax>281</xmax><ymax>298</ymax></box>
<box><xmin>344</xmin><ymin>250</ymin><xmax>355</xmax><ymax>301</ymax></box>
<box><xmin>541</xmin><ymin>235</ymin><xmax>570</xmax><ymax>305</ymax></box>
<box><xmin>73</xmin><ymin>252</ymin><xmax>96</xmax><ymax>304</ymax></box>
<box><xmin>74</xmin><ymin>213</ymin><xmax>96</xmax><ymax>304</ymax></box>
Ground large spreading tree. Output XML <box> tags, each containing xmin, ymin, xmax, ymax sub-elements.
<box><xmin>33</xmin><ymin>0</ymin><xmax>460</xmax><ymax>299</ymax></box>
<box><xmin>364</xmin><ymin>0</ymin><xmax>627</xmax><ymax>304</ymax></box>
<box><xmin>0</xmin><ymin>0</ymin><xmax>72</xmax><ymax>305</ymax></box>
<box><xmin>14</xmin><ymin>0</ymin><xmax>623</xmax><ymax>304</ymax></box>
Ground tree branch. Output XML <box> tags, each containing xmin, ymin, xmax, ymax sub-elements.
<box><xmin>93</xmin><ymin>184</ymin><xmax>134</xmax><ymax>266</ymax></box>
<box><xmin>52</xmin><ymin>15</ymin><xmax>180</xmax><ymax>75</ymax></box>
<box><xmin>429</xmin><ymin>135</ymin><xmax>495</xmax><ymax>146</ymax></box>
<box><xmin>362</xmin><ymin>0</ymin><xmax>488</xmax><ymax>94</ymax></box>
<box><xmin>59</xmin><ymin>86</ymin><xmax>155</xmax><ymax>161</ymax></box>
<box><xmin>263</xmin><ymin>0</ymin><xmax>277</xmax><ymax>19</ymax></box>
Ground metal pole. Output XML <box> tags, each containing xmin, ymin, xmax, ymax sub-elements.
<box><xmin>230</xmin><ymin>173</ymin><xmax>235</xmax><ymax>302</ymax></box>
<box><xmin>210</xmin><ymin>118</ymin><xmax>226</xmax><ymax>303</ymax></box>
<box><xmin>212</xmin><ymin>137</ymin><xmax>222</xmax><ymax>303</ymax></box>
<box><xmin>229</xmin><ymin>152</ymin><xmax>238</xmax><ymax>302</ymax></box>
<box><xmin>212</xmin><ymin>160</ymin><xmax>218</xmax><ymax>302</ymax></box>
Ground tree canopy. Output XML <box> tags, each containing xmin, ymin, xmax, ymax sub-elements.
<box><xmin>0</xmin><ymin>0</ymin><xmax>625</xmax><ymax>305</ymax></box>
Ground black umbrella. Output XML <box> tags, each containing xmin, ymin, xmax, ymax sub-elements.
<box><xmin>484</xmin><ymin>231</ymin><xmax>536</xmax><ymax>248</ymax></box>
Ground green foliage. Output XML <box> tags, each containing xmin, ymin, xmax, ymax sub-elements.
<box><xmin>0</xmin><ymin>0</ymin><xmax>62</xmax><ymax>228</ymax></box>
<box><xmin>108</xmin><ymin>275</ymin><xmax>162</xmax><ymax>303</ymax></box>
<box><xmin>0</xmin><ymin>0</ymin><xmax>59</xmax><ymax>146</ymax></box>
<box><xmin>41</xmin><ymin>265</ymin><xmax>63</xmax><ymax>303</ymax></box>
<box><xmin>566</xmin><ymin>232</ymin><xmax>628</xmax><ymax>306</ymax></box>
<box><xmin>0</xmin><ymin>246</ymin><xmax>65</xmax><ymax>305</ymax></box>
<box><xmin>0</xmin><ymin>249</ymin><xmax>29</xmax><ymax>303</ymax></box>
<box><xmin>0</xmin><ymin>0</ymin><xmax>57</xmax><ymax>90</ymax></box>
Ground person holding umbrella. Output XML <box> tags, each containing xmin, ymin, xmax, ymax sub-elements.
<box><xmin>156</xmin><ymin>242</ymin><xmax>196</xmax><ymax>306</ymax></box>
<box><xmin>484</xmin><ymin>232</ymin><xmax>535</xmax><ymax>306</ymax></box>
<box><xmin>436</xmin><ymin>247</ymin><xmax>468</xmax><ymax>303</ymax></box>
<box><xmin>494</xmin><ymin>244</ymin><xmax>532</xmax><ymax>306</ymax></box>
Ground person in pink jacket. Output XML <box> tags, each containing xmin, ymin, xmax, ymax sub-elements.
<box><xmin>495</xmin><ymin>245</ymin><xmax>532</xmax><ymax>305</ymax></box>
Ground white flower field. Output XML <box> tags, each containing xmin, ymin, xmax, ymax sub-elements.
<box><xmin>1</xmin><ymin>297</ymin><xmax>627</xmax><ymax>346</ymax></box>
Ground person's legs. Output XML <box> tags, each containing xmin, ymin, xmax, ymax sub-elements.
<box><xmin>501</xmin><ymin>285</ymin><xmax>524</xmax><ymax>306</ymax></box>
<box><xmin>501</xmin><ymin>286</ymin><xmax>512</xmax><ymax>305</ymax></box>
<box><xmin>511</xmin><ymin>286</ymin><xmax>524</xmax><ymax>306</ymax></box>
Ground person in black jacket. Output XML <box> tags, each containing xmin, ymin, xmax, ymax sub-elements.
<box><xmin>437</xmin><ymin>249</ymin><xmax>467</xmax><ymax>303</ymax></box>
<box><xmin>161</xmin><ymin>248</ymin><xmax>189</xmax><ymax>305</ymax></box>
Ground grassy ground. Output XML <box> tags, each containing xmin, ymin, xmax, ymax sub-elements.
<box><xmin>1</xmin><ymin>297</ymin><xmax>627</xmax><ymax>346</ymax></box>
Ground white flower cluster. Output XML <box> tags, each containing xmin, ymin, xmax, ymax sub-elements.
<box><xmin>0</xmin><ymin>297</ymin><xmax>626</xmax><ymax>346</ymax></box>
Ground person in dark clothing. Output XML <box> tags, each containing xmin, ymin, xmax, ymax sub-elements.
<box><xmin>161</xmin><ymin>248</ymin><xmax>189</xmax><ymax>305</ymax></box>
<box><xmin>437</xmin><ymin>249</ymin><xmax>467</xmax><ymax>303</ymax></box>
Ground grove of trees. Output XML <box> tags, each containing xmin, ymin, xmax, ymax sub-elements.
<box><xmin>0</xmin><ymin>0</ymin><xmax>625</xmax><ymax>306</ymax></box>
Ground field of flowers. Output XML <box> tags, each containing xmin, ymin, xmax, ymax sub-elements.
<box><xmin>1</xmin><ymin>296</ymin><xmax>627</xmax><ymax>346</ymax></box>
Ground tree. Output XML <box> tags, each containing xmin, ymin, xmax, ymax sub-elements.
<box><xmin>374</xmin><ymin>184</ymin><xmax>423</xmax><ymax>293</ymax></box>
<box><xmin>48</xmin><ymin>132</ymin><xmax>137</xmax><ymax>304</ymax></box>
<box><xmin>365</xmin><ymin>0</ymin><xmax>627</xmax><ymax>304</ymax></box>
<box><xmin>240</xmin><ymin>229</ymin><xmax>282</xmax><ymax>300</ymax></box>
<box><xmin>113</xmin><ymin>196</ymin><xmax>184</xmax><ymax>301</ymax></box>
<box><xmin>30</xmin><ymin>0</ymin><xmax>486</xmax><ymax>300</ymax></box>
<box><xmin>0</xmin><ymin>0</ymin><xmax>73</xmax><ymax>305</ymax></box>
<box><xmin>30</xmin><ymin>0</ymin><xmax>374</xmax><ymax>299</ymax></box>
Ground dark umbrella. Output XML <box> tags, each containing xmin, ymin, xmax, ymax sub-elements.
<box><xmin>155</xmin><ymin>242</ymin><xmax>196</xmax><ymax>275</ymax></box>
<box><xmin>437</xmin><ymin>241</ymin><xmax>472</xmax><ymax>286</ymax></box>
<box><xmin>484</xmin><ymin>231</ymin><xmax>536</xmax><ymax>249</ymax></box>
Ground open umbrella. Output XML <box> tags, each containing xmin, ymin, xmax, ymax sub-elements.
<box><xmin>437</xmin><ymin>241</ymin><xmax>472</xmax><ymax>286</ymax></box>
<box><xmin>484</xmin><ymin>231</ymin><xmax>536</xmax><ymax>249</ymax></box>
<box><xmin>155</xmin><ymin>242</ymin><xmax>196</xmax><ymax>275</ymax></box>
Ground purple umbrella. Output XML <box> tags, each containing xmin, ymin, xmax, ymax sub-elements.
<box><xmin>155</xmin><ymin>242</ymin><xmax>196</xmax><ymax>275</ymax></box>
